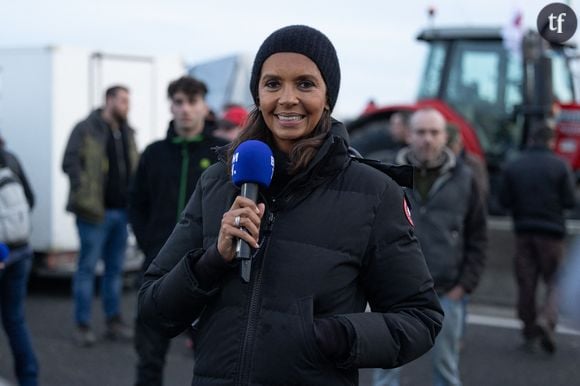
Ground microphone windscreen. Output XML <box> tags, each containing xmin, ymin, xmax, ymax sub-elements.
<box><xmin>231</xmin><ymin>140</ymin><xmax>275</xmax><ymax>188</ymax></box>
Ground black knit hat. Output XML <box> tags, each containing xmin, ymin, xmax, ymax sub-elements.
<box><xmin>250</xmin><ymin>25</ymin><xmax>341</xmax><ymax>112</ymax></box>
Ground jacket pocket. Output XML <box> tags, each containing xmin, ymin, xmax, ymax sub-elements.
<box><xmin>297</xmin><ymin>296</ymin><xmax>333</xmax><ymax>366</ymax></box>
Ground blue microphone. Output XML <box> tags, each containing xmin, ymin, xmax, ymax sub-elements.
<box><xmin>0</xmin><ymin>242</ymin><xmax>10</xmax><ymax>265</ymax></box>
<box><xmin>231</xmin><ymin>140</ymin><xmax>274</xmax><ymax>282</ymax></box>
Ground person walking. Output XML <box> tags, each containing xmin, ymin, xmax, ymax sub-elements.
<box><xmin>499</xmin><ymin>123</ymin><xmax>576</xmax><ymax>354</ymax></box>
<box><xmin>0</xmin><ymin>137</ymin><xmax>39</xmax><ymax>386</ymax></box>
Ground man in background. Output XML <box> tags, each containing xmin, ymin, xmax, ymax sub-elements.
<box><xmin>0</xmin><ymin>136</ymin><xmax>38</xmax><ymax>385</ymax></box>
<box><xmin>499</xmin><ymin>123</ymin><xmax>576</xmax><ymax>354</ymax></box>
<box><xmin>213</xmin><ymin>104</ymin><xmax>248</xmax><ymax>142</ymax></box>
<box><xmin>129</xmin><ymin>76</ymin><xmax>226</xmax><ymax>386</ymax></box>
<box><xmin>62</xmin><ymin>85</ymin><xmax>138</xmax><ymax>347</ymax></box>
<box><xmin>352</xmin><ymin>111</ymin><xmax>411</xmax><ymax>162</ymax></box>
<box><xmin>374</xmin><ymin>108</ymin><xmax>487</xmax><ymax>386</ymax></box>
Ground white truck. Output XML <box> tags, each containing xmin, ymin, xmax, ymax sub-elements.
<box><xmin>0</xmin><ymin>46</ymin><xmax>185</xmax><ymax>277</ymax></box>
<box><xmin>189</xmin><ymin>53</ymin><xmax>254</xmax><ymax>113</ymax></box>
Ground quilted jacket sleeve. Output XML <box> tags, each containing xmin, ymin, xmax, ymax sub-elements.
<box><xmin>138</xmin><ymin>178</ymin><xmax>218</xmax><ymax>338</ymax></box>
<box><xmin>339</xmin><ymin>182</ymin><xmax>443</xmax><ymax>369</ymax></box>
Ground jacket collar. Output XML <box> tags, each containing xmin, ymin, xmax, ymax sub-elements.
<box><xmin>88</xmin><ymin>108</ymin><xmax>130</xmax><ymax>132</ymax></box>
<box><xmin>216</xmin><ymin>120</ymin><xmax>350</xmax><ymax>208</ymax></box>
<box><xmin>396</xmin><ymin>147</ymin><xmax>456</xmax><ymax>175</ymax></box>
<box><xmin>166</xmin><ymin>120</ymin><xmax>218</xmax><ymax>144</ymax></box>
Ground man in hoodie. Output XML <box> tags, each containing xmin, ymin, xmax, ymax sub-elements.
<box><xmin>128</xmin><ymin>76</ymin><xmax>226</xmax><ymax>386</ymax></box>
<box><xmin>63</xmin><ymin>85</ymin><xmax>139</xmax><ymax>347</ymax></box>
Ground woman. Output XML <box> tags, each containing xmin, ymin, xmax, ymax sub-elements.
<box><xmin>0</xmin><ymin>138</ymin><xmax>39</xmax><ymax>386</ymax></box>
<box><xmin>139</xmin><ymin>25</ymin><xmax>442</xmax><ymax>385</ymax></box>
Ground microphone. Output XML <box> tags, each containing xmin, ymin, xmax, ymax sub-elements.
<box><xmin>0</xmin><ymin>243</ymin><xmax>10</xmax><ymax>265</ymax></box>
<box><xmin>231</xmin><ymin>140</ymin><xmax>274</xmax><ymax>282</ymax></box>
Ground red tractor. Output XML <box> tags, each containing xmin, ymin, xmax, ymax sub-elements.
<box><xmin>348</xmin><ymin>27</ymin><xmax>580</xmax><ymax>214</ymax></box>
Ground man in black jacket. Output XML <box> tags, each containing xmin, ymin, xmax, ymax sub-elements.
<box><xmin>375</xmin><ymin>108</ymin><xmax>487</xmax><ymax>386</ymax></box>
<box><xmin>128</xmin><ymin>76</ymin><xmax>226</xmax><ymax>386</ymax></box>
<box><xmin>499</xmin><ymin>123</ymin><xmax>576</xmax><ymax>354</ymax></box>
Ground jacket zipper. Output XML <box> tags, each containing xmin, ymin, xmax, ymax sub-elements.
<box><xmin>112</xmin><ymin>128</ymin><xmax>127</xmax><ymax>184</ymax></box>
<box><xmin>236</xmin><ymin>208</ymin><xmax>276</xmax><ymax>386</ymax></box>
<box><xmin>176</xmin><ymin>143</ymin><xmax>190</xmax><ymax>220</ymax></box>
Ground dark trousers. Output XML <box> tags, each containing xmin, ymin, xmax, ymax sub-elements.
<box><xmin>514</xmin><ymin>233</ymin><xmax>564</xmax><ymax>339</ymax></box>
<box><xmin>134</xmin><ymin>259</ymin><xmax>171</xmax><ymax>386</ymax></box>
<box><xmin>134</xmin><ymin>313</ymin><xmax>171</xmax><ymax>386</ymax></box>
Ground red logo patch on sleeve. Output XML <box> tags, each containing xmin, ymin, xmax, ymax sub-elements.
<box><xmin>403</xmin><ymin>198</ymin><xmax>414</xmax><ymax>227</ymax></box>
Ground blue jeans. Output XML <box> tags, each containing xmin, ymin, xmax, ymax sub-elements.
<box><xmin>372</xmin><ymin>295</ymin><xmax>464</xmax><ymax>386</ymax></box>
<box><xmin>0</xmin><ymin>246</ymin><xmax>39</xmax><ymax>386</ymax></box>
<box><xmin>73</xmin><ymin>209</ymin><xmax>128</xmax><ymax>326</ymax></box>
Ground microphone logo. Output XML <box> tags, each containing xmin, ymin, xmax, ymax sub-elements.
<box><xmin>231</xmin><ymin>152</ymin><xmax>239</xmax><ymax>177</ymax></box>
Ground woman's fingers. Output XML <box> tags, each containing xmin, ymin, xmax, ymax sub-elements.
<box><xmin>217</xmin><ymin>199</ymin><xmax>266</xmax><ymax>261</ymax></box>
<box><xmin>231</xmin><ymin>215</ymin><xmax>260</xmax><ymax>241</ymax></box>
<box><xmin>227</xmin><ymin>224</ymin><xmax>260</xmax><ymax>249</ymax></box>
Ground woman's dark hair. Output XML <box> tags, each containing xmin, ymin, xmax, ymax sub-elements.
<box><xmin>227</xmin><ymin>108</ymin><xmax>332</xmax><ymax>175</ymax></box>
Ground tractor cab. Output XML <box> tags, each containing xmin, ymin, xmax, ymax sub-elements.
<box><xmin>416</xmin><ymin>27</ymin><xmax>576</xmax><ymax>169</ymax></box>
<box><xmin>347</xmin><ymin>26</ymin><xmax>578</xmax><ymax>214</ymax></box>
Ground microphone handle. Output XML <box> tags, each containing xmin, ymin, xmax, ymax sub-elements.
<box><xmin>236</xmin><ymin>183</ymin><xmax>259</xmax><ymax>282</ymax></box>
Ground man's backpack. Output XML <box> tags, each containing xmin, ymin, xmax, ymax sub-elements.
<box><xmin>0</xmin><ymin>164</ymin><xmax>30</xmax><ymax>244</ymax></box>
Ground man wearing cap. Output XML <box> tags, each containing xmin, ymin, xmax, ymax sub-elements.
<box><xmin>128</xmin><ymin>76</ymin><xmax>226</xmax><ymax>386</ymax></box>
<box><xmin>213</xmin><ymin>104</ymin><xmax>249</xmax><ymax>142</ymax></box>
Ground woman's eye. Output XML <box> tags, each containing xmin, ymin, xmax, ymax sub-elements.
<box><xmin>264</xmin><ymin>80</ymin><xmax>280</xmax><ymax>89</ymax></box>
<box><xmin>298</xmin><ymin>80</ymin><xmax>314</xmax><ymax>89</ymax></box>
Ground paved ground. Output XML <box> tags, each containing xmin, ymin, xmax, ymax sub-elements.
<box><xmin>1</xmin><ymin>278</ymin><xmax>579</xmax><ymax>386</ymax></box>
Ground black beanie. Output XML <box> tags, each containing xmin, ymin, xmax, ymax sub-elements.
<box><xmin>250</xmin><ymin>25</ymin><xmax>341</xmax><ymax>112</ymax></box>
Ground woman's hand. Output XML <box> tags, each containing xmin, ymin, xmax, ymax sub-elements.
<box><xmin>217</xmin><ymin>197</ymin><xmax>265</xmax><ymax>262</ymax></box>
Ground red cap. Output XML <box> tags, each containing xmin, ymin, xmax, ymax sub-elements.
<box><xmin>223</xmin><ymin>106</ymin><xmax>249</xmax><ymax>127</ymax></box>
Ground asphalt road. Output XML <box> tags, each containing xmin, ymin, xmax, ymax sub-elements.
<box><xmin>1</xmin><ymin>278</ymin><xmax>579</xmax><ymax>386</ymax></box>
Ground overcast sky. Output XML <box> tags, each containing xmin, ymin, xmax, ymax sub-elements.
<box><xmin>0</xmin><ymin>0</ymin><xmax>575</xmax><ymax>117</ymax></box>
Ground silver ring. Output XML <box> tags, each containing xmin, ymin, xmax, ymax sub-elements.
<box><xmin>234</xmin><ymin>216</ymin><xmax>241</xmax><ymax>227</ymax></box>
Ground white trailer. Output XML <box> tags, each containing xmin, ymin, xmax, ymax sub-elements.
<box><xmin>0</xmin><ymin>46</ymin><xmax>185</xmax><ymax>276</ymax></box>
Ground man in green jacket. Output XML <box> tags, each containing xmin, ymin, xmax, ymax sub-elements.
<box><xmin>62</xmin><ymin>85</ymin><xmax>139</xmax><ymax>347</ymax></box>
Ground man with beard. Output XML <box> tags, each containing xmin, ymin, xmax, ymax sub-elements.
<box><xmin>63</xmin><ymin>85</ymin><xmax>139</xmax><ymax>347</ymax></box>
<box><xmin>128</xmin><ymin>76</ymin><xmax>226</xmax><ymax>386</ymax></box>
<box><xmin>374</xmin><ymin>108</ymin><xmax>487</xmax><ymax>386</ymax></box>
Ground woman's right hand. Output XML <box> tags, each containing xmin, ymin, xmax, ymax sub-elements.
<box><xmin>217</xmin><ymin>196</ymin><xmax>265</xmax><ymax>262</ymax></box>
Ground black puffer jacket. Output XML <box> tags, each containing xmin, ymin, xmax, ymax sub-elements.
<box><xmin>128</xmin><ymin>121</ymin><xmax>226</xmax><ymax>266</ymax></box>
<box><xmin>139</xmin><ymin>123</ymin><xmax>442</xmax><ymax>386</ymax></box>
